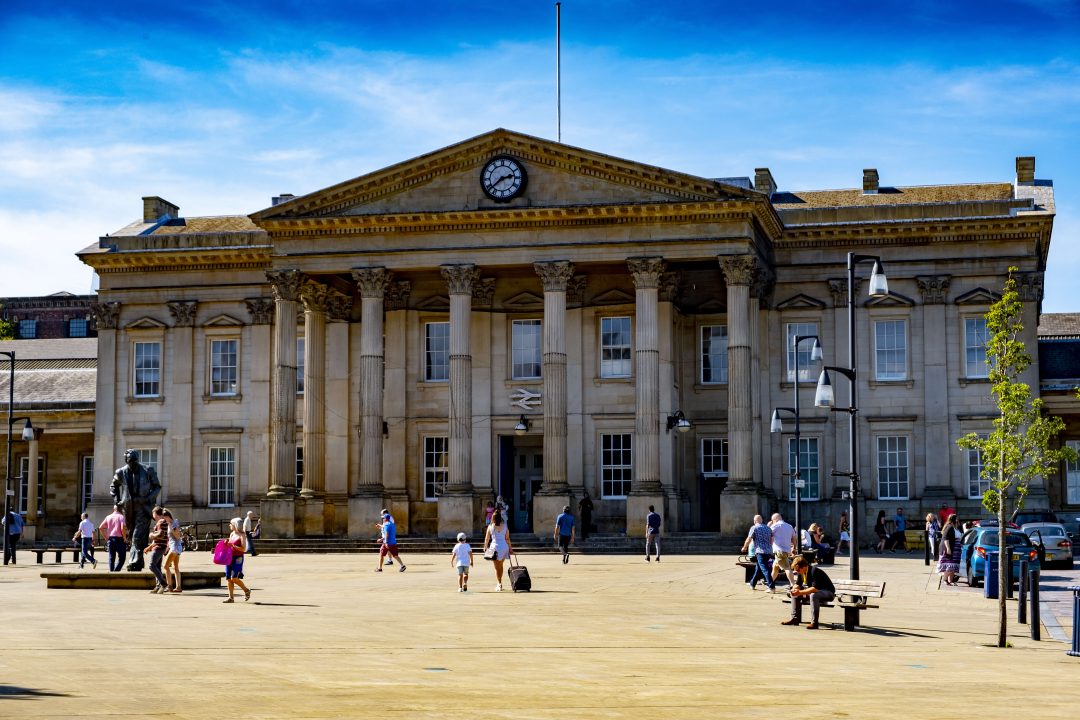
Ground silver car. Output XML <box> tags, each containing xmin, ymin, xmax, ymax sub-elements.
<box><xmin>1022</xmin><ymin>523</ymin><xmax>1074</xmax><ymax>570</ymax></box>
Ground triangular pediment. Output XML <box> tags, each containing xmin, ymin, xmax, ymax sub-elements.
<box><xmin>504</xmin><ymin>292</ymin><xmax>544</xmax><ymax>309</ymax></box>
<box><xmin>776</xmin><ymin>293</ymin><xmax>826</xmax><ymax>310</ymax></box>
<box><xmin>251</xmin><ymin>129</ymin><xmax>756</xmax><ymax>222</ymax></box>
<box><xmin>955</xmin><ymin>288</ymin><xmax>1001</xmax><ymax>306</ymax></box>
<box><xmin>592</xmin><ymin>289</ymin><xmax>635</xmax><ymax>306</ymax></box>
<box><xmin>125</xmin><ymin>316</ymin><xmax>167</xmax><ymax>330</ymax></box>
<box><xmin>865</xmin><ymin>291</ymin><xmax>915</xmax><ymax>308</ymax></box>
<box><xmin>417</xmin><ymin>295</ymin><xmax>451</xmax><ymax>311</ymax></box>
<box><xmin>204</xmin><ymin>314</ymin><xmax>243</xmax><ymax>327</ymax></box>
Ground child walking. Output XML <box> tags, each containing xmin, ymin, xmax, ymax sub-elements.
<box><xmin>451</xmin><ymin>532</ymin><xmax>473</xmax><ymax>592</ymax></box>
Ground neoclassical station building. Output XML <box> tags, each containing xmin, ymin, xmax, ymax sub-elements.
<box><xmin>77</xmin><ymin>129</ymin><xmax>1065</xmax><ymax>539</ymax></box>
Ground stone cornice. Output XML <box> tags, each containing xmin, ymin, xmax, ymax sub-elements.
<box><xmin>776</xmin><ymin>214</ymin><xmax>1053</xmax><ymax>250</ymax></box>
<box><xmin>80</xmin><ymin>246</ymin><xmax>271</xmax><ymax>273</ymax></box>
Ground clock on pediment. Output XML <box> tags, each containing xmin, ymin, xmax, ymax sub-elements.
<box><xmin>480</xmin><ymin>155</ymin><xmax>527</xmax><ymax>201</ymax></box>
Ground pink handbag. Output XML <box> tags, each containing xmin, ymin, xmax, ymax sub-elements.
<box><xmin>212</xmin><ymin>539</ymin><xmax>233</xmax><ymax>565</ymax></box>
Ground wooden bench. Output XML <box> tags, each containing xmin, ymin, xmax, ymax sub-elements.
<box><xmin>34</xmin><ymin>546</ymin><xmax>81</xmax><ymax>564</ymax></box>
<box><xmin>782</xmin><ymin>578</ymin><xmax>886</xmax><ymax>632</ymax></box>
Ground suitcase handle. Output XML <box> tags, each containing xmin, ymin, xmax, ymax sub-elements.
<box><xmin>508</xmin><ymin>551</ymin><xmax>520</xmax><ymax>568</ymax></box>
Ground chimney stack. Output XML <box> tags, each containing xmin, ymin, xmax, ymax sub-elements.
<box><xmin>862</xmin><ymin>169</ymin><xmax>879</xmax><ymax>195</ymax></box>
<box><xmin>142</xmin><ymin>196</ymin><xmax>179</xmax><ymax>223</ymax></box>
<box><xmin>272</xmin><ymin>194</ymin><xmax>297</xmax><ymax>206</ymax></box>
<box><xmin>1015</xmin><ymin>156</ymin><xmax>1035</xmax><ymax>185</ymax></box>
<box><xmin>754</xmin><ymin>168</ymin><xmax>776</xmax><ymax>197</ymax></box>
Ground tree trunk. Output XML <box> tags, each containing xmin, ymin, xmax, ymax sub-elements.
<box><xmin>997</xmin><ymin>462</ymin><xmax>1008</xmax><ymax>648</ymax></box>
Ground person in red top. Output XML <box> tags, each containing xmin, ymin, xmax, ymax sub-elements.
<box><xmin>223</xmin><ymin>517</ymin><xmax>251</xmax><ymax>603</ymax></box>
<box><xmin>938</xmin><ymin>503</ymin><xmax>956</xmax><ymax>527</ymax></box>
<box><xmin>143</xmin><ymin>506</ymin><xmax>169</xmax><ymax>593</ymax></box>
<box><xmin>98</xmin><ymin>504</ymin><xmax>129</xmax><ymax>572</ymax></box>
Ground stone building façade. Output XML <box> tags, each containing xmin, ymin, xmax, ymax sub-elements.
<box><xmin>74</xmin><ymin>129</ymin><xmax>1069</xmax><ymax>539</ymax></box>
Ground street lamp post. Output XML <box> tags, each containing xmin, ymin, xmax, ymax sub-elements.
<box><xmin>771</xmin><ymin>335</ymin><xmax>822</xmax><ymax>554</ymax></box>
<box><xmin>2</xmin><ymin>351</ymin><xmax>35</xmax><ymax>566</ymax></box>
<box><xmin>813</xmin><ymin>253</ymin><xmax>887</xmax><ymax>582</ymax></box>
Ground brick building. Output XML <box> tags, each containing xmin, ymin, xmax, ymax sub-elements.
<box><xmin>0</xmin><ymin>292</ymin><xmax>97</xmax><ymax>340</ymax></box>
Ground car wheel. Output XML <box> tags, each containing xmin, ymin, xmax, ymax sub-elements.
<box><xmin>967</xmin><ymin>563</ymin><xmax>981</xmax><ymax>588</ymax></box>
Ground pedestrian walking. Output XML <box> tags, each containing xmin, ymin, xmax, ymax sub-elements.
<box><xmin>769</xmin><ymin>513</ymin><xmax>797</xmax><ymax>586</ymax></box>
<box><xmin>554</xmin><ymin>505</ymin><xmax>575</xmax><ymax>564</ymax></box>
<box><xmin>451</xmin><ymin>532</ymin><xmax>473</xmax><ymax>592</ymax></box>
<box><xmin>740</xmin><ymin>514</ymin><xmax>775</xmax><ymax>592</ymax></box>
<box><xmin>162</xmin><ymin>508</ymin><xmax>183</xmax><ymax>593</ymax></box>
<box><xmin>644</xmin><ymin>505</ymin><xmax>661</xmax><ymax>562</ymax></box>
<box><xmin>143</xmin><ymin>506</ymin><xmax>169</xmax><ymax>594</ymax></box>
<box><xmin>925</xmin><ymin>512</ymin><xmax>941</xmax><ymax>560</ymax></box>
<box><xmin>484</xmin><ymin>500</ymin><xmax>495</xmax><ymax>526</ymax></box>
<box><xmin>243</xmin><ymin>510</ymin><xmax>260</xmax><ymax>557</ymax></box>
<box><xmin>873</xmin><ymin>510</ymin><xmax>888</xmax><ymax>553</ymax></box>
<box><xmin>72</xmin><ymin>512</ymin><xmax>98</xmax><ymax>569</ymax></box>
<box><xmin>577</xmin><ymin>491</ymin><xmax>594</xmax><ymax>540</ymax></box>
<box><xmin>375</xmin><ymin>510</ymin><xmax>406</xmax><ymax>572</ymax></box>
<box><xmin>937</xmin><ymin>514</ymin><xmax>961</xmax><ymax>585</ymax></box>
<box><xmin>484</xmin><ymin>511</ymin><xmax>513</xmax><ymax>591</ymax></box>
<box><xmin>222</xmin><ymin>517</ymin><xmax>251</xmax><ymax>602</ymax></box>
<box><xmin>836</xmin><ymin>511</ymin><xmax>850</xmax><ymax>556</ymax></box>
<box><xmin>98</xmin><ymin>504</ymin><xmax>128</xmax><ymax>572</ymax></box>
<box><xmin>3</xmin><ymin>509</ymin><xmax>23</xmax><ymax>565</ymax></box>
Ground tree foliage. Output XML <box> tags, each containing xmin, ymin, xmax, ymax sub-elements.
<box><xmin>957</xmin><ymin>268</ymin><xmax>1077</xmax><ymax>648</ymax></box>
<box><xmin>0</xmin><ymin>305</ymin><xmax>13</xmax><ymax>340</ymax></box>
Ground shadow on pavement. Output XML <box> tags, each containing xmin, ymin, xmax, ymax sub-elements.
<box><xmin>0</xmin><ymin>685</ymin><xmax>70</xmax><ymax>698</ymax></box>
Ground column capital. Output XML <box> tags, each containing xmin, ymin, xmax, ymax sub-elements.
<box><xmin>1016</xmin><ymin>271</ymin><xmax>1044</xmax><ymax>303</ymax></box>
<box><xmin>534</xmin><ymin>260</ymin><xmax>576</xmax><ymax>292</ymax></box>
<box><xmin>916</xmin><ymin>275</ymin><xmax>951</xmax><ymax>305</ymax></box>
<box><xmin>567</xmin><ymin>275</ymin><xmax>588</xmax><ymax>306</ymax></box>
<box><xmin>90</xmin><ymin>302</ymin><xmax>121</xmax><ymax>330</ymax></box>
<box><xmin>300</xmin><ymin>280</ymin><xmax>334</xmax><ymax>313</ymax></box>
<box><xmin>267</xmin><ymin>269</ymin><xmax>304</xmax><ymax>302</ymax></box>
<box><xmin>386</xmin><ymin>280</ymin><xmax>412</xmax><ymax>311</ymax></box>
<box><xmin>440</xmin><ymin>264</ymin><xmax>480</xmax><ymax>295</ymax></box>
<box><xmin>352</xmin><ymin>267</ymin><xmax>392</xmax><ymax>298</ymax></box>
<box><xmin>828</xmin><ymin>277</ymin><xmax>861</xmax><ymax>308</ymax></box>
<box><xmin>718</xmin><ymin>254</ymin><xmax>759</xmax><ymax>286</ymax></box>
<box><xmin>472</xmin><ymin>278</ymin><xmax>496</xmax><ymax>307</ymax></box>
<box><xmin>167</xmin><ymin>300</ymin><xmax>198</xmax><ymax>327</ymax></box>
<box><xmin>327</xmin><ymin>294</ymin><xmax>354</xmax><ymax>321</ymax></box>
<box><xmin>659</xmin><ymin>271</ymin><xmax>680</xmax><ymax>303</ymax></box>
<box><xmin>244</xmin><ymin>297</ymin><xmax>275</xmax><ymax>325</ymax></box>
<box><xmin>627</xmin><ymin>257</ymin><xmax>665</xmax><ymax>289</ymax></box>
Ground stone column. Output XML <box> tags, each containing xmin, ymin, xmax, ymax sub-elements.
<box><xmin>348</xmin><ymin>267</ymin><xmax>392</xmax><ymax>536</ymax></box>
<box><xmin>532</xmin><ymin>261</ymin><xmax>575</xmax><ymax>529</ymax></box>
<box><xmin>323</xmin><ymin>294</ymin><xmax>353</xmax><ymax>534</ymax></box>
<box><xmin>438</xmin><ymin>264</ymin><xmax>479</xmax><ymax>538</ymax></box>
<box><xmin>89</xmin><ymin>302</ymin><xmax>120</xmax><ymax>520</ymax></box>
<box><xmin>626</xmin><ymin>257</ymin><xmax>666</xmax><ymax>537</ymax></box>
<box><xmin>166</xmin><ymin>301</ymin><xmax>197</xmax><ymax>514</ymax></box>
<box><xmin>917</xmin><ymin>276</ymin><xmax>953</xmax><ymax>502</ymax></box>
<box><xmin>244</xmin><ymin>298</ymin><xmax>275</xmax><ymax>503</ymax></box>
<box><xmin>296</xmin><ymin>281</ymin><xmax>329</xmax><ymax>535</ymax></box>
<box><xmin>719</xmin><ymin>255</ymin><xmax>766</xmax><ymax>536</ymax></box>
<box><xmin>381</xmin><ymin>281</ymin><xmax>412</xmax><ymax>532</ymax></box>
<box><xmin>263</xmin><ymin>269</ymin><xmax>303</xmax><ymax>538</ymax></box>
<box><xmin>23</xmin><ymin>428</ymin><xmax>41</xmax><ymax>542</ymax></box>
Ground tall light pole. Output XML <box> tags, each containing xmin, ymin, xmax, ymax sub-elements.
<box><xmin>771</xmin><ymin>334</ymin><xmax>822</xmax><ymax>554</ymax></box>
<box><xmin>813</xmin><ymin>253</ymin><xmax>887</xmax><ymax>582</ymax></box>
<box><xmin>2</xmin><ymin>351</ymin><xmax>35</xmax><ymax>566</ymax></box>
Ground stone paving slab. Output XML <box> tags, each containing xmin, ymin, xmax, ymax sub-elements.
<box><xmin>0</xmin><ymin>551</ymin><xmax>1077</xmax><ymax>719</ymax></box>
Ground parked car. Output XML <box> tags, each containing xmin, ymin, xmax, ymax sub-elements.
<box><xmin>1011</xmin><ymin>510</ymin><xmax>1060</xmax><ymax>526</ymax></box>
<box><xmin>959</xmin><ymin>526</ymin><xmax>1040</xmax><ymax>588</ymax></box>
<box><xmin>1022</xmin><ymin>523</ymin><xmax>1074</xmax><ymax>570</ymax></box>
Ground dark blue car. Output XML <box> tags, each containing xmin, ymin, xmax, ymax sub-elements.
<box><xmin>959</xmin><ymin>526</ymin><xmax>1040</xmax><ymax>588</ymax></box>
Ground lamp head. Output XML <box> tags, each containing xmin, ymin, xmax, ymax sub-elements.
<box><xmin>666</xmin><ymin>410</ymin><xmax>692</xmax><ymax>433</ymax></box>
<box><xmin>869</xmin><ymin>260</ymin><xmax>888</xmax><ymax>297</ymax></box>
<box><xmin>514</xmin><ymin>415</ymin><xmax>529</xmax><ymax>436</ymax></box>
<box><xmin>810</xmin><ymin>338</ymin><xmax>823</xmax><ymax>362</ymax></box>
<box><xmin>20</xmin><ymin>419</ymin><xmax>34</xmax><ymax>441</ymax></box>
<box><xmin>814</xmin><ymin>370</ymin><xmax>834</xmax><ymax>408</ymax></box>
<box><xmin>770</xmin><ymin>410</ymin><xmax>783</xmax><ymax>434</ymax></box>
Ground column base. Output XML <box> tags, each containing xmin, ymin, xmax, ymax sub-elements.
<box><xmin>259</xmin><ymin>497</ymin><xmax>296</xmax><ymax>539</ymax></box>
<box><xmin>627</xmin><ymin>492</ymin><xmax>665</xmax><ymax>538</ymax></box>
<box><xmin>20</xmin><ymin>525</ymin><xmax>38</xmax><ymax>543</ymax></box>
<box><xmin>298</xmin><ymin>498</ymin><xmax>325</xmax><ymax>536</ymax></box>
<box><xmin>265</xmin><ymin>485</ymin><xmax>290</xmax><ymax>499</ymax></box>
<box><xmin>719</xmin><ymin>484</ymin><xmax>768</xmax><ymax>538</ymax></box>
<box><xmin>348</xmin><ymin>495</ymin><xmax>386</xmax><ymax>538</ymax></box>
<box><xmin>533</xmin><ymin>493</ymin><xmax>573</xmax><ymax>536</ymax></box>
<box><xmin>437</xmin><ymin>492</ymin><xmax>476</xmax><ymax>539</ymax></box>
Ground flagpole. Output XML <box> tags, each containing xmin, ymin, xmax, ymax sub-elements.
<box><xmin>556</xmin><ymin>2</ymin><xmax>561</xmax><ymax>143</ymax></box>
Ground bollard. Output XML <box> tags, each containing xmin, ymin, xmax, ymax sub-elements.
<box><xmin>984</xmin><ymin>551</ymin><xmax>999</xmax><ymax>599</ymax></box>
<box><xmin>1030</xmin><ymin>568</ymin><xmax>1041</xmax><ymax>641</ymax></box>
<box><xmin>1069</xmin><ymin>586</ymin><xmax>1080</xmax><ymax>657</ymax></box>
<box><xmin>924</xmin><ymin>533</ymin><xmax>931</xmax><ymax>566</ymax></box>
<box><xmin>1018</xmin><ymin>559</ymin><xmax>1028</xmax><ymax>624</ymax></box>
<box><xmin>1006</xmin><ymin>555</ymin><xmax>1014</xmax><ymax>599</ymax></box>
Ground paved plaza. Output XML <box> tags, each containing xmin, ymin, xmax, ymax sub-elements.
<box><xmin>1</xmin><ymin>550</ymin><xmax>1076</xmax><ymax>719</ymax></box>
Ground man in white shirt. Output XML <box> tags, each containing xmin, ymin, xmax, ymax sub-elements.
<box><xmin>769</xmin><ymin>513</ymin><xmax>796</xmax><ymax>586</ymax></box>
<box><xmin>72</xmin><ymin>512</ymin><xmax>98</xmax><ymax>569</ymax></box>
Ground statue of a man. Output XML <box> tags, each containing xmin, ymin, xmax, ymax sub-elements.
<box><xmin>110</xmin><ymin>449</ymin><xmax>161</xmax><ymax>571</ymax></box>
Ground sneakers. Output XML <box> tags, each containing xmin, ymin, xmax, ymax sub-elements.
<box><xmin>562</xmin><ymin>554</ymin><xmax>569</xmax><ymax>564</ymax></box>
<box><xmin>399</xmin><ymin>564</ymin><xmax>407</xmax><ymax>572</ymax></box>
<box><xmin>495</xmin><ymin>583</ymin><xmax>503</xmax><ymax>592</ymax></box>
<box><xmin>644</xmin><ymin>556</ymin><xmax>651</xmax><ymax>562</ymax></box>
<box><xmin>463</xmin><ymin>585</ymin><xmax>467</xmax><ymax>592</ymax></box>
<box><xmin>149</xmin><ymin>585</ymin><xmax>163</xmax><ymax>594</ymax></box>
<box><xmin>458</xmin><ymin>587</ymin><xmax>464</xmax><ymax>592</ymax></box>
<box><xmin>655</xmin><ymin>557</ymin><xmax>660</xmax><ymax>563</ymax></box>
<box><xmin>747</xmin><ymin>582</ymin><xmax>756</xmax><ymax>590</ymax></box>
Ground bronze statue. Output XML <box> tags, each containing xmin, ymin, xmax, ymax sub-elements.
<box><xmin>110</xmin><ymin>449</ymin><xmax>161</xmax><ymax>571</ymax></box>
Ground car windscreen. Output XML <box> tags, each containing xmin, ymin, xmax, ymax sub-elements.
<box><xmin>1027</xmin><ymin>527</ymin><xmax>1065</xmax><ymax>538</ymax></box>
<box><xmin>980</xmin><ymin>531</ymin><xmax>1033</xmax><ymax>548</ymax></box>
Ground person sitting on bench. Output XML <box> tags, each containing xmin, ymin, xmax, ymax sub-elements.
<box><xmin>781</xmin><ymin>555</ymin><xmax>835</xmax><ymax>630</ymax></box>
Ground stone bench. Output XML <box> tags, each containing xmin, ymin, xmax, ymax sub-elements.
<box><xmin>40</xmin><ymin>570</ymin><xmax>224</xmax><ymax>590</ymax></box>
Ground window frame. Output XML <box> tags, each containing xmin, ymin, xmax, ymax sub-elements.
<box><xmin>700</xmin><ymin>325</ymin><xmax>729</xmax><ymax>385</ymax></box>
<box><xmin>18</xmin><ymin>319</ymin><xmax>37</xmax><ymax>339</ymax></box>
<box><xmin>17</xmin><ymin>455</ymin><xmax>45</xmax><ymax>516</ymax></box>
<box><xmin>1065</xmin><ymin>440</ymin><xmax>1080</xmax><ymax>505</ymax></box>
<box><xmin>700</xmin><ymin>437</ymin><xmax>729</xmax><ymax>478</ymax></box>
<box><xmin>424</xmin><ymin>321</ymin><xmax>450</xmax><ymax>383</ymax></box>
<box><xmin>786</xmin><ymin>436</ymin><xmax>821</xmax><ymax>501</ymax></box>
<box><xmin>207</xmin><ymin>446</ymin><xmax>237</xmax><ymax>507</ymax></box>
<box><xmin>208</xmin><ymin>337</ymin><xmax>240</xmax><ymax>397</ymax></box>
<box><xmin>68</xmin><ymin>317</ymin><xmax>88</xmax><ymax>338</ymax></box>
<box><xmin>511</xmin><ymin>318</ymin><xmax>543</xmax><ymax>380</ymax></box>
<box><xmin>296</xmin><ymin>336</ymin><xmax>305</xmax><ymax>395</ymax></box>
<box><xmin>295</xmin><ymin>444</ymin><xmax>304</xmax><ymax>489</ymax></box>
<box><xmin>80</xmin><ymin>455</ymin><xmax>94</xmax><ymax>511</ymax></box>
<box><xmin>967</xmin><ymin>434</ymin><xmax>990</xmax><ymax>500</ymax></box>
<box><xmin>423</xmin><ymin>435</ymin><xmax>449</xmax><ymax>501</ymax></box>
<box><xmin>600</xmin><ymin>432</ymin><xmax>633</xmax><ymax>499</ymax></box>
<box><xmin>873</xmin><ymin>318</ymin><xmax>908</xmax><ymax>381</ymax></box>
<box><xmin>599</xmin><ymin>316</ymin><xmax>633</xmax><ymax>379</ymax></box>
<box><xmin>875</xmin><ymin>435</ymin><xmax>910</xmax><ymax>500</ymax></box>
<box><xmin>964</xmin><ymin>316</ymin><xmax>990</xmax><ymax>379</ymax></box>
<box><xmin>785</xmin><ymin>321</ymin><xmax>820</xmax><ymax>382</ymax></box>
<box><xmin>132</xmin><ymin>340</ymin><xmax>162</xmax><ymax>398</ymax></box>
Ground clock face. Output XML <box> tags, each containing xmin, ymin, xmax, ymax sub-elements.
<box><xmin>480</xmin><ymin>156</ymin><xmax>527</xmax><ymax>201</ymax></box>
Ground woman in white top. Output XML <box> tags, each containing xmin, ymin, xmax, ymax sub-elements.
<box><xmin>484</xmin><ymin>511</ymin><xmax>514</xmax><ymax>591</ymax></box>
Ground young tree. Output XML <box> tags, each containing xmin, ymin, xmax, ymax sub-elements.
<box><xmin>0</xmin><ymin>305</ymin><xmax>13</xmax><ymax>340</ymax></box>
<box><xmin>957</xmin><ymin>268</ymin><xmax>1077</xmax><ymax>648</ymax></box>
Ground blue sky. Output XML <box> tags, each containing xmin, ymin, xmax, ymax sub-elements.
<box><xmin>1</xmin><ymin>0</ymin><xmax>1078</xmax><ymax>311</ymax></box>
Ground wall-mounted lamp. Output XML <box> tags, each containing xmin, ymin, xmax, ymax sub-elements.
<box><xmin>20</xmin><ymin>419</ymin><xmax>34</xmax><ymax>441</ymax></box>
<box><xmin>514</xmin><ymin>415</ymin><xmax>530</xmax><ymax>436</ymax></box>
<box><xmin>666</xmin><ymin>410</ymin><xmax>692</xmax><ymax>433</ymax></box>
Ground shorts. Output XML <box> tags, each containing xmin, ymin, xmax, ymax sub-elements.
<box><xmin>225</xmin><ymin>556</ymin><xmax>244</xmax><ymax>579</ymax></box>
<box><xmin>774</xmin><ymin>551</ymin><xmax>793</xmax><ymax>570</ymax></box>
<box><xmin>456</xmin><ymin>565</ymin><xmax>469</xmax><ymax>575</ymax></box>
<box><xmin>379</xmin><ymin>543</ymin><xmax>400</xmax><ymax>558</ymax></box>
<box><xmin>839</xmin><ymin>531</ymin><xmax>850</xmax><ymax>542</ymax></box>
<box><xmin>558</xmin><ymin>535</ymin><xmax>571</xmax><ymax>551</ymax></box>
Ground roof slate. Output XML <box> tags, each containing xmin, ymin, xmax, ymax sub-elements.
<box><xmin>1038</xmin><ymin>313</ymin><xmax>1080</xmax><ymax>338</ymax></box>
<box><xmin>0</xmin><ymin>338</ymin><xmax>98</xmax><ymax>361</ymax></box>
<box><xmin>771</xmin><ymin>182</ymin><xmax>1014</xmax><ymax>209</ymax></box>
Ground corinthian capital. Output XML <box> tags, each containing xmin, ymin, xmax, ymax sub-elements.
<box><xmin>300</xmin><ymin>281</ymin><xmax>333</xmax><ymax>313</ymax></box>
<box><xmin>440</xmin><ymin>264</ymin><xmax>480</xmax><ymax>295</ymax></box>
<box><xmin>718</xmin><ymin>255</ymin><xmax>759</xmax><ymax>286</ymax></box>
<box><xmin>267</xmin><ymin>269</ymin><xmax>304</xmax><ymax>303</ymax></box>
<box><xmin>627</xmin><ymin>257</ymin><xmax>665</xmax><ymax>290</ymax></box>
<box><xmin>244</xmin><ymin>298</ymin><xmax>275</xmax><ymax>325</ymax></box>
<box><xmin>90</xmin><ymin>302</ymin><xmax>121</xmax><ymax>330</ymax></box>
<box><xmin>916</xmin><ymin>275</ymin><xmax>951</xmax><ymax>305</ymax></box>
<box><xmin>352</xmin><ymin>267</ymin><xmax>392</xmax><ymax>299</ymax></box>
<box><xmin>534</xmin><ymin>261</ymin><xmax>576</xmax><ymax>292</ymax></box>
<box><xmin>167</xmin><ymin>301</ymin><xmax>198</xmax><ymax>327</ymax></box>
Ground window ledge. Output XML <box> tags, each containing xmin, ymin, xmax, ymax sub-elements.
<box><xmin>417</xmin><ymin>381</ymin><xmax>449</xmax><ymax>389</ymax></box>
<box><xmin>868</xmin><ymin>379</ymin><xmax>914</xmax><ymax>389</ymax></box>
<box><xmin>958</xmin><ymin>377</ymin><xmax>991</xmax><ymax>387</ymax></box>
<box><xmin>505</xmin><ymin>379</ymin><xmax>542</xmax><ymax>387</ymax></box>
<box><xmin>202</xmin><ymin>393</ymin><xmax>243</xmax><ymax>403</ymax></box>
<box><xmin>693</xmin><ymin>382</ymin><xmax>727</xmax><ymax>393</ymax></box>
<box><xmin>592</xmin><ymin>376</ymin><xmax>633</xmax><ymax>385</ymax></box>
<box><xmin>126</xmin><ymin>395</ymin><xmax>165</xmax><ymax>404</ymax></box>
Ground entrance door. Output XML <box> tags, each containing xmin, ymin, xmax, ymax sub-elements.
<box><xmin>513</xmin><ymin>446</ymin><xmax>543</xmax><ymax>533</ymax></box>
<box><xmin>700</xmin><ymin>474</ymin><xmax>725</xmax><ymax>531</ymax></box>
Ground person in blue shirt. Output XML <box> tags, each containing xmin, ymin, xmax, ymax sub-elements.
<box><xmin>375</xmin><ymin>510</ymin><xmax>406</xmax><ymax>573</ymax></box>
<box><xmin>554</xmin><ymin>506</ymin><xmax>575</xmax><ymax>564</ymax></box>
<box><xmin>3</xmin><ymin>509</ymin><xmax>24</xmax><ymax>565</ymax></box>
<box><xmin>886</xmin><ymin>507</ymin><xmax>908</xmax><ymax>553</ymax></box>
<box><xmin>645</xmin><ymin>506</ymin><xmax>662</xmax><ymax>562</ymax></box>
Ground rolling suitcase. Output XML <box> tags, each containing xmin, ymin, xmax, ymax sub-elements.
<box><xmin>508</xmin><ymin>553</ymin><xmax>532</xmax><ymax>592</ymax></box>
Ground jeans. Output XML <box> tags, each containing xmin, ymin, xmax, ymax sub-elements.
<box><xmin>4</xmin><ymin>533</ymin><xmax>19</xmax><ymax>564</ymax></box>
<box><xmin>107</xmin><ymin>537</ymin><xmax>126</xmax><ymax>572</ymax></box>
<box><xmin>750</xmin><ymin>553</ymin><xmax>775</xmax><ymax>589</ymax></box>
<box><xmin>645</xmin><ymin>533</ymin><xmax>660</xmax><ymax>558</ymax></box>
<box><xmin>245</xmin><ymin>531</ymin><xmax>257</xmax><ymax>556</ymax></box>
<box><xmin>79</xmin><ymin>537</ymin><xmax>95</xmax><ymax>567</ymax></box>
<box><xmin>791</xmin><ymin>589</ymin><xmax>836</xmax><ymax>625</ymax></box>
<box><xmin>149</xmin><ymin>546</ymin><xmax>167</xmax><ymax>588</ymax></box>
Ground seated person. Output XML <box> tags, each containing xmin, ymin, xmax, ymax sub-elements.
<box><xmin>781</xmin><ymin>555</ymin><xmax>836</xmax><ymax>630</ymax></box>
<box><xmin>802</xmin><ymin>523</ymin><xmax>834</xmax><ymax>564</ymax></box>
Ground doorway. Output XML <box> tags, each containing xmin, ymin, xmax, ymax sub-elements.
<box><xmin>511</xmin><ymin>441</ymin><xmax>543</xmax><ymax>533</ymax></box>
